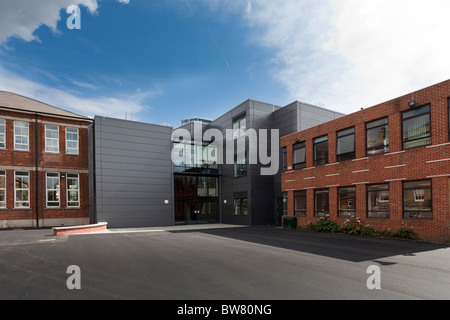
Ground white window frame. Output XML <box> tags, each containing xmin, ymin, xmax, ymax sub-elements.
<box><xmin>66</xmin><ymin>127</ymin><xmax>79</xmax><ymax>155</ymax></box>
<box><xmin>0</xmin><ymin>171</ymin><xmax>6</xmax><ymax>208</ymax></box>
<box><xmin>14</xmin><ymin>121</ymin><xmax>29</xmax><ymax>151</ymax></box>
<box><xmin>0</xmin><ymin>119</ymin><xmax>6</xmax><ymax>149</ymax></box>
<box><xmin>45</xmin><ymin>125</ymin><xmax>59</xmax><ymax>153</ymax></box>
<box><xmin>66</xmin><ymin>173</ymin><xmax>80</xmax><ymax>207</ymax></box>
<box><xmin>14</xmin><ymin>171</ymin><xmax>30</xmax><ymax>208</ymax></box>
<box><xmin>46</xmin><ymin>172</ymin><xmax>60</xmax><ymax>208</ymax></box>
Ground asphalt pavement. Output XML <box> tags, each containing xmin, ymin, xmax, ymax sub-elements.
<box><xmin>0</xmin><ymin>225</ymin><xmax>449</xmax><ymax>300</ymax></box>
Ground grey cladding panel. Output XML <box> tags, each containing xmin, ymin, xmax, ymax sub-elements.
<box><xmin>95</xmin><ymin>116</ymin><xmax>174</xmax><ymax>228</ymax></box>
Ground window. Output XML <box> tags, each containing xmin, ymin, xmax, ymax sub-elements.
<box><xmin>0</xmin><ymin>171</ymin><xmax>5</xmax><ymax>208</ymax></box>
<box><xmin>0</xmin><ymin>119</ymin><xmax>5</xmax><ymax>149</ymax></box>
<box><xmin>366</xmin><ymin>118</ymin><xmax>389</xmax><ymax>156</ymax></box>
<box><xmin>14</xmin><ymin>121</ymin><xmax>29</xmax><ymax>151</ymax></box>
<box><xmin>293</xmin><ymin>142</ymin><xmax>306</xmax><ymax>169</ymax></box>
<box><xmin>282</xmin><ymin>147</ymin><xmax>287</xmax><ymax>171</ymax></box>
<box><xmin>337</xmin><ymin>127</ymin><xmax>355</xmax><ymax>161</ymax></box>
<box><xmin>232</xmin><ymin>115</ymin><xmax>247</xmax><ymax>139</ymax></box>
<box><xmin>282</xmin><ymin>192</ymin><xmax>288</xmax><ymax>216</ymax></box>
<box><xmin>314</xmin><ymin>189</ymin><xmax>329</xmax><ymax>217</ymax></box>
<box><xmin>15</xmin><ymin>171</ymin><xmax>30</xmax><ymax>208</ymax></box>
<box><xmin>402</xmin><ymin>104</ymin><xmax>431</xmax><ymax>149</ymax></box>
<box><xmin>314</xmin><ymin>136</ymin><xmax>328</xmax><ymax>165</ymax></box>
<box><xmin>45</xmin><ymin>125</ymin><xmax>59</xmax><ymax>153</ymax></box>
<box><xmin>367</xmin><ymin>184</ymin><xmax>390</xmax><ymax>218</ymax></box>
<box><xmin>294</xmin><ymin>191</ymin><xmax>307</xmax><ymax>217</ymax></box>
<box><xmin>67</xmin><ymin>174</ymin><xmax>80</xmax><ymax>207</ymax></box>
<box><xmin>403</xmin><ymin>180</ymin><xmax>432</xmax><ymax>219</ymax></box>
<box><xmin>46</xmin><ymin>173</ymin><xmax>60</xmax><ymax>207</ymax></box>
<box><xmin>234</xmin><ymin>152</ymin><xmax>247</xmax><ymax>178</ymax></box>
<box><xmin>338</xmin><ymin>187</ymin><xmax>356</xmax><ymax>217</ymax></box>
<box><xmin>66</xmin><ymin>128</ymin><xmax>79</xmax><ymax>155</ymax></box>
<box><xmin>234</xmin><ymin>197</ymin><xmax>248</xmax><ymax>216</ymax></box>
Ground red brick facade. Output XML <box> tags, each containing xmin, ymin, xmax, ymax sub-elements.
<box><xmin>0</xmin><ymin>109</ymin><xmax>91</xmax><ymax>228</ymax></box>
<box><xmin>281</xmin><ymin>80</ymin><xmax>450</xmax><ymax>242</ymax></box>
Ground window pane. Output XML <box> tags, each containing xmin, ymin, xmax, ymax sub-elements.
<box><xmin>208</xmin><ymin>177</ymin><xmax>218</xmax><ymax>197</ymax></box>
<box><xmin>402</xmin><ymin>105</ymin><xmax>430</xmax><ymax>119</ymax></box>
<box><xmin>241</xmin><ymin>198</ymin><xmax>248</xmax><ymax>216</ymax></box>
<box><xmin>367</xmin><ymin>184</ymin><xmax>390</xmax><ymax>218</ymax></box>
<box><xmin>314</xmin><ymin>140</ymin><xmax>328</xmax><ymax>165</ymax></box>
<box><xmin>294</xmin><ymin>191</ymin><xmax>307</xmax><ymax>217</ymax></box>
<box><xmin>403</xmin><ymin>115</ymin><xmax>430</xmax><ymax>141</ymax></box>
<box><xmin>0</xmin><ymin>175</ymin><xmax>5</xmax><ymax>189</ymax></box>
<box><xmin>367</xmin><ymin>125</ymin><xmax>389</xmax><ymax>155</ymax></box>
<box><xmin>314</xmin><ymin>189</ymin><xmax>329</xmax><ymax>217</ymax></box>
<box><xmin>403</xmin><ymin>180</ymin><xmax>432</xmax><ymax>219</ymax></box>
<box><xmin>234</xmin><ymin>199</ymin><xmax>241</xmax><ymax>216</ymax></box>
<box><xmin>366</xmin><ymin>118</ymin><xmax>388</xmax><ymax>129</ymax></box>
<box><xmin>337</xmin><ymin>127</ymin><xmax>355</xmax><ymax>137</ymax></box>
<box><xmin>337</xmin><ymin>134</ymin><xmax>355</xmax><ymax>155</ymax></box>
<box><xmin>338</xmin><ymin>187</ymin><xmax>356</xmax><ymax>217</ymax></box>
<box><xmin>293</xmin><ymin>143</ymin><xmax>306</xmax><ymax>169</ymax></box>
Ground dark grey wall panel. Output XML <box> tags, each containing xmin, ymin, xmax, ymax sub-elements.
<box><xmin>94</xmin><ymin>116</ymin><xmax>174</xmax><ymax>228</ymax></box>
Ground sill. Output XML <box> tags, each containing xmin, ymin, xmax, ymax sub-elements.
<box><xmin>45</xmin><ymin>207</ymin><xmax>61</xmax><ymax>210</ymax></box>
<box><xmin>44</xmin><ymin>152</ymin><xmax>61</xmax><ymax>155</ymax></box>
<box><xmin>65</xmin><ymin>206</ymin><xmax>81</xmax><ymax>209</ymax></box>
<box><xmin>13</xmin><ymin>207</ymin><xmax>31</xmax><ymax>210</ymax></box>
<box><xmin>13</xmin><ymin>149</ymin><xmax>30</xmax><ymax>152</ymax></box>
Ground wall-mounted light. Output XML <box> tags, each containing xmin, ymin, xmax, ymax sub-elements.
<box><xmin>223</xmin><ymin>200</ymin><xmax>227</xmax><ymax>204</ymax></box>
<box><xmin>408</xmin><ymin>100</ymin><xmax>417</xmax><ymax>109</ymax></box>
<box><xmin>164</xmin><ymin>200</ymin><xmax>169</xmax><ymax>205</ymax></box>
<box><xmin>294</xmin><ymin>138</ymin><xmax>300</xmax><ymax>143</ymax></box>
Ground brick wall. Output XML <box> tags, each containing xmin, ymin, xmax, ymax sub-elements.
<box><xmin>0</xmin><ymin>109</ymin><xmax>91</xmax><ymax>228</ymax></box>
<box><xmin>281</xmin><ymin>79</ymin><xmax>450</xmax><ymax>242</ymax></box>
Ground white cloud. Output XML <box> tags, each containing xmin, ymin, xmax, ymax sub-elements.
<box><xmin>0</xmin><ymin>0</ymin><xmax>129</xmax><ymax>44</ymax></box>
<box><xmin>0</xmin><ymin>66</ymin><xmax>155</xmax><ymax>120</ymax></box>
<box><xmin>237</xmin><ymin>0</ymin><xmax>450</xmax><ymax>113</ymax></box>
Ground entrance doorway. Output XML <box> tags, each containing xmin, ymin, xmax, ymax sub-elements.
<box><xmin>176</xmin><ymin>200</ymin><xmax>219</xmax><ymax>224</ymax></box>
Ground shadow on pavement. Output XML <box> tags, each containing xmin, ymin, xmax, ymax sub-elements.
<box><xmin>170</xmin><ymin>226</ymin><xmax>449</xmax><ymax>263</ymax></box>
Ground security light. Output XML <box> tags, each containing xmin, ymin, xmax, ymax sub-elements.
<box><xmin>408</xmin><ymin>100</ymin><xmax>417</xmax><ymax>108</ymax></box>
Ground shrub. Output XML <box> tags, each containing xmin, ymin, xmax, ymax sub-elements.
<box><xmin>392</xmin><ymin>228</ymin><xmax>419</xmax><ymax>240</ymax></box>
<box><xmin>307</xmin><ymin>219</ymin><xmax>341</xmax><ymax>233</ymax></box>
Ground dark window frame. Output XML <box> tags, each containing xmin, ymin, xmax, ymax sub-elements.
<box><xmin>366</xmin><ymin>117</ymin><xmax>389</xmax><ymax>156</ymax></box>
<box><xmin>313</xmin><ymin>135</ymin><xmax>328</xmax><ymax>166</ymax></box>
<box><xmin>233</xmin><ymin>151</ymin><xmax>247</xmax><ymax>178</ymax></box>
<box><xmin>294</xmin><ymin>190</ymin><xmax>307</xmax><ymax>217</ymax></box>
<box><xmin>282</xmin><ymin>147</ymin><xmax>287</xmax><ymax>172</ymax></box>
<box><xmin>337</xmin><ymin>186</ymin><xmax>356</xmax><ymax>218</ymax></box>
<box><xmin>401</xmin><ymin>104</ymin><xmax>432</xmax><ymax>150</ymax></box>
<box><xmin>314</xmin><ymin>189</ymin><xmax>329</xmax><ymax>217</ymax></box>
<box><xmin>293</xmin><ymin>142</ymin><xmax>306</xmax><ymax>170</ymax></box>
<box><xmin>234</xmin><ymin>197</ymin><xmax>248</xmax><ymax>216</ymax></box>
<box><xmin>402</xmin><ymin>179</ymin><xmax>433</xmax><ymax>220</ymax></box>
<box><xmin>366</xmin><ymin>183</ymin><xmax>390</xmax><ymax>218</ymax></box>
<box><xmin>232</xmin><ymin>113</ymin><xmax>247</xmax><ymax>140</ymax></box>
<box><xmin>336</xmin><ymin>127</ymin><xmax>355</xmax><ymax>162</ymax></box>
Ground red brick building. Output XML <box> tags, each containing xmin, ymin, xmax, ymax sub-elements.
<box><xmin>0</xmin><ymin>91</ymin><xmax>92</xmax><ymax>228</ymax></box>
<box><xmin>281</xmin><ymin>80</ymin><xmax>450</xmax><ymax>242</ymax></box>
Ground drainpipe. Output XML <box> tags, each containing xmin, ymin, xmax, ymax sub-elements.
<box><xmin>35</xmin><ymin>113</ymin><xmax>39</xmax><ymax>228</ymax></box>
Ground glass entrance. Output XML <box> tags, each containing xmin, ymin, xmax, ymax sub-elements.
<box><xmin>174</xmin><ymin>175</ymin><xmax>219</xmax><ymax>225</ymax></box>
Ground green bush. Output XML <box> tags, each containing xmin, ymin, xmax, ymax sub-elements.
<box><xmin>392</xmin><ymin>228</ymin><xmax>419</xmax><ymax>240</ymax></box>
<box><xmin>306</xmin><ymin>219</ymin><xmax>419</xmax><ymax>240</ymax></box>
<box><xmin>307</xmin><ymin>219</ymin><xmax>341</xmax><ymax>233</ymax></box>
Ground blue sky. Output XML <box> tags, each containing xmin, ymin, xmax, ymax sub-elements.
<box><xmin>1</xmin><ymin>0</ymin><xmax>449</xmax><ymax>127</ymax></box>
